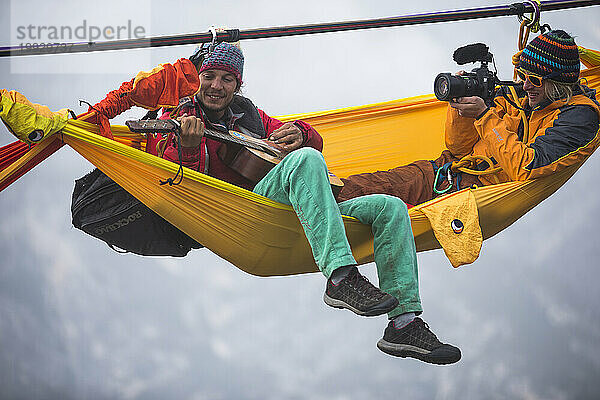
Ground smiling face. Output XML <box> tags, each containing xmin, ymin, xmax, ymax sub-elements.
<box><xmin>197</xmin><ymin>69</ymin><xmax>239</xmax><ymax>119</ymax></box>
<box><xmin>522</xmin><ymin>78</ymin><xmax>549</xmax><ymax>108</ymax></box>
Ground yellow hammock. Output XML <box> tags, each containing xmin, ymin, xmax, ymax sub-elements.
<box><xmin>4</xmin><ymin>52</ymin><xmax>600</xmax><ymax>276</ymax></box>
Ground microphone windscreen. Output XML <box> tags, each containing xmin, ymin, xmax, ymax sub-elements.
<box><xmin>453</xmin><ymin>43</ymin><xmax>489</xmax><ymax>65</ymax></box>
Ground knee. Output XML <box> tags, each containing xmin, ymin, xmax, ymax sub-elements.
<box><xmin>284</xmin><ymin>147</ymin><xmax>326</xmax><ymax>167</ymax></box>
<box><xmin>291</xmin><ymin>147</ymin><xmax>323</xmax><ymax>160</ymax></box>
<box><xmin>367</xmin><ymin>194</ymin><xmax>409</xmax><ymax>219</ymax></box>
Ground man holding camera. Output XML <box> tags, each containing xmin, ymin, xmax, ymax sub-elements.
<box><xmin>337</xmin><ymin>30</ymin><xmax>600</xmax><ymax>206</ymax></box>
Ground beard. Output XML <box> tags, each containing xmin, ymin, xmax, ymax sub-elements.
<box><xmin>197</xmin><ymin>92</ymin><xmax>233</xmax><ymax>117</ymax></box>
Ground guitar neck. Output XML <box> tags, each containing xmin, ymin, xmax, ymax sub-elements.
<box><xmin>203</xmin><ymin>127</ymin><xmax>282</xmax><ymax>158</ymax></box>
<box><xmin>125</xmin><ymin>119</ymin><xmax>283</xmax><ymax>158</ymax></box>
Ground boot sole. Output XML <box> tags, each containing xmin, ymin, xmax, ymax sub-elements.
<box><xmin>323</xmin><ymin>293</ymin><xmax>398</xmax><ymax>317</ymax></box>
<box><xmin>376</xmin><ymin>339</ymin><xmax>461</xmax><ymax>365</ymax></box>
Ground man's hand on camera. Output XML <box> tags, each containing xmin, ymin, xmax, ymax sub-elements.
<box><xmin>449</xmin><ymin>96</ymin><xmax>488</xmax><ymax>118</ymax></box>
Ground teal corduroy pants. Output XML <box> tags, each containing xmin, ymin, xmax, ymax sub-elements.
<box><xmin>253</xmin><ymin>148</ymin><xmax>422</xmax><ymax>317</ymax></box>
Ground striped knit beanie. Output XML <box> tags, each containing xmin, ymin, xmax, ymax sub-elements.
<box><xmin>198</xmin><ymin>42</ymin><xmax>244</xmax><ymax>85</ymax></box>
<box><xmin>519</xmin><ymin>30</ymin><xmax>580</xmax><ymax>84</ymax></box>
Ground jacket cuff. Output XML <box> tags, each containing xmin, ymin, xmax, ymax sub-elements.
<box><xmin>475</xmin><ymin>107</ymin><xmax>491</xmax><ymax>120</ymax></box>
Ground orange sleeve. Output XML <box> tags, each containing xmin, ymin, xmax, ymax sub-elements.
<box><xmin>444</xmin><ymin>105</ymin><xmax>479</xmax><ymax>158</ymax></box>
<box><xmin>130</xmin><ymin>58</ymin><xmax>200</xmax><ymax>110</ymax></box>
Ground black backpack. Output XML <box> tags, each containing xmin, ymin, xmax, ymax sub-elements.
<box><xmin>71</xmin><ymin>168</ymin><xmax>202</xmax><ymax>257</ymax></box>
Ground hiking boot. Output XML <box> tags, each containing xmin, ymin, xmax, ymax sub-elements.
<box><xmin>323</xmin><ymin>266</ymin><xmax>399</xmax><ymax>317</ymax></box>
<box><xmin>377</xmin><ymin>317</ymin><xmax>461</xmax><ymax>365</ymax></box>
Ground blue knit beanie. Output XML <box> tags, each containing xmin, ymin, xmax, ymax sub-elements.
<box><xmin>198</xmin><ymin>42</ymin><xmax>244</xmax><ymax>85</ymax></box>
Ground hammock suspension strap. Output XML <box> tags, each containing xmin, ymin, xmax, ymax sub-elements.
<box><xmin>518</xmin><ymin>0</ymin><xmax>542</xmax><ymax>33</ymax></box>
<box><xmin>511</xmin><ymin>3</ymin><xmax>546</xmax><ymax>142</ymax></box>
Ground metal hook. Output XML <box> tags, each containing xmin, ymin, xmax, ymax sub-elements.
<box><xmin>539</xmin><ymin>23</ymin><xmax>552</xmax><ymax>33</ymax></box>
<box><xmin>519</xmin><ymin>0</ymin><xmax>541</xmax><ymax>29</ymax></box>
<box><xmin>209</xmin><ymin>26</ymin><xmax>218</xmax><ymax>52</ymax></box>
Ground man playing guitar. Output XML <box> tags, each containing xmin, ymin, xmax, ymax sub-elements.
<box><xmin>153</xmin><ymin>42</ymin><xmax>461</xmax><ymax>365</ymax></box>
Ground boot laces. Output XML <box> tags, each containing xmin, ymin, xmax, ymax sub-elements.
<box><xmin>348</xmin><ymin>271</ymin><xmax>383</xmax><ymax>299</ymax></box>
<box><xmin>414</xmin><ymin>318</ymin><xmax>441</xmax><ymax>344</ymax></box>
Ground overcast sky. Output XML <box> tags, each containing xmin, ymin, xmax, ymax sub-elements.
<box><xmin>1</xmin><ymin>1</ymin><xmax>600</xmax><ymax>399</ymax></box>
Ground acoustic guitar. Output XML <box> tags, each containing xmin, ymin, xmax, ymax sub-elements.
<box><xmin>125</xmin><ymin>119</ymin><xmax>344</xmax><ymax>198</ymax></box>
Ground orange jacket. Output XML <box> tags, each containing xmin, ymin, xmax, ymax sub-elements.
<box><xmin>445</xmin><ymin>85</ymin><xmax>600</xmax><ymax>185</ymax></box>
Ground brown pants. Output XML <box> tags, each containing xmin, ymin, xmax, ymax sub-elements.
<box><xmin>337</xmin><ymin>150</ymin><xmax>482</xmax><ymax>206</ymax></box>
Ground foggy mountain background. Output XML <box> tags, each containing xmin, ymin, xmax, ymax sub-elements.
<box><xmin>1</xmin><ymin>1</ymin><xmax>599</xmax><ymax>399</ymax></box>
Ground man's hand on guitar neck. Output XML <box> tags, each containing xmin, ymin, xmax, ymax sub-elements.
<box><xmin>268</xmin><ymin>122</ymin><xmax>304</xmax><ymax>152</ymax></box>
<box><xmin>175</xmin><ymin>115</ymin><xmax>304</xmax><ymax>153</ymax></box>
<box><xmin>177</xmin><ymin>114</ymin><xmax>205</xmax><ymax>148</ymax></box>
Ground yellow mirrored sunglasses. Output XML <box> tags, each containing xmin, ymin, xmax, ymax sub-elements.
<box><xmin>516</xmin><ymin>69</ymin><xmax>544</xmax><ymax>87</ymax></box>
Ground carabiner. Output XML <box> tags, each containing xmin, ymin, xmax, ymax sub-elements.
<box><xmin>519</xmin><ymin>0</ymin><xmax>541</xmax><ymax>32</ymax></box>
<box><xmin>209</xmin><ymin>26</ymin><xmax>218</xmax><ymax>52</ymax></box>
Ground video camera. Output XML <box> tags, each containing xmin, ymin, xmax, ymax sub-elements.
<box><xmin>434</xmin><ymin>43</ymin><xmax>502</xmax><ymax>105</ymax></box>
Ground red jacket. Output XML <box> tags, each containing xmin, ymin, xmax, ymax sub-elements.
<box><xmin>148</xmin><ymin>95</ymin><xmax>323</xmax><ymax>190</ymax></box>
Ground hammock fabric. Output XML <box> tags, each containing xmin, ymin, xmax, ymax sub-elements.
<box><xmin>1</xmin><ymin>49</ymin><xmax>599</xmax><ymax>276</ymax></box>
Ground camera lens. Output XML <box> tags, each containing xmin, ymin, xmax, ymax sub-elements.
<box><xmin>434</xmin><ymin>73</ymin><xmax>455</xmax><ymax>101</ymax></box>
<box><xmin>435</xmin><ymin>76</ymin><xmax>450</xmax><ymax>99</ymax></box>
<box><xmin>434</xmin><ymin>73</ymin><xmax>482</xmax><ymax>101</ymax></box>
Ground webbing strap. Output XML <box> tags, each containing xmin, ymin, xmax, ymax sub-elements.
<box><xmin>451</xmin><ymin>155</ymin><xmax>502</xmax><ymax>181</ymax></box>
